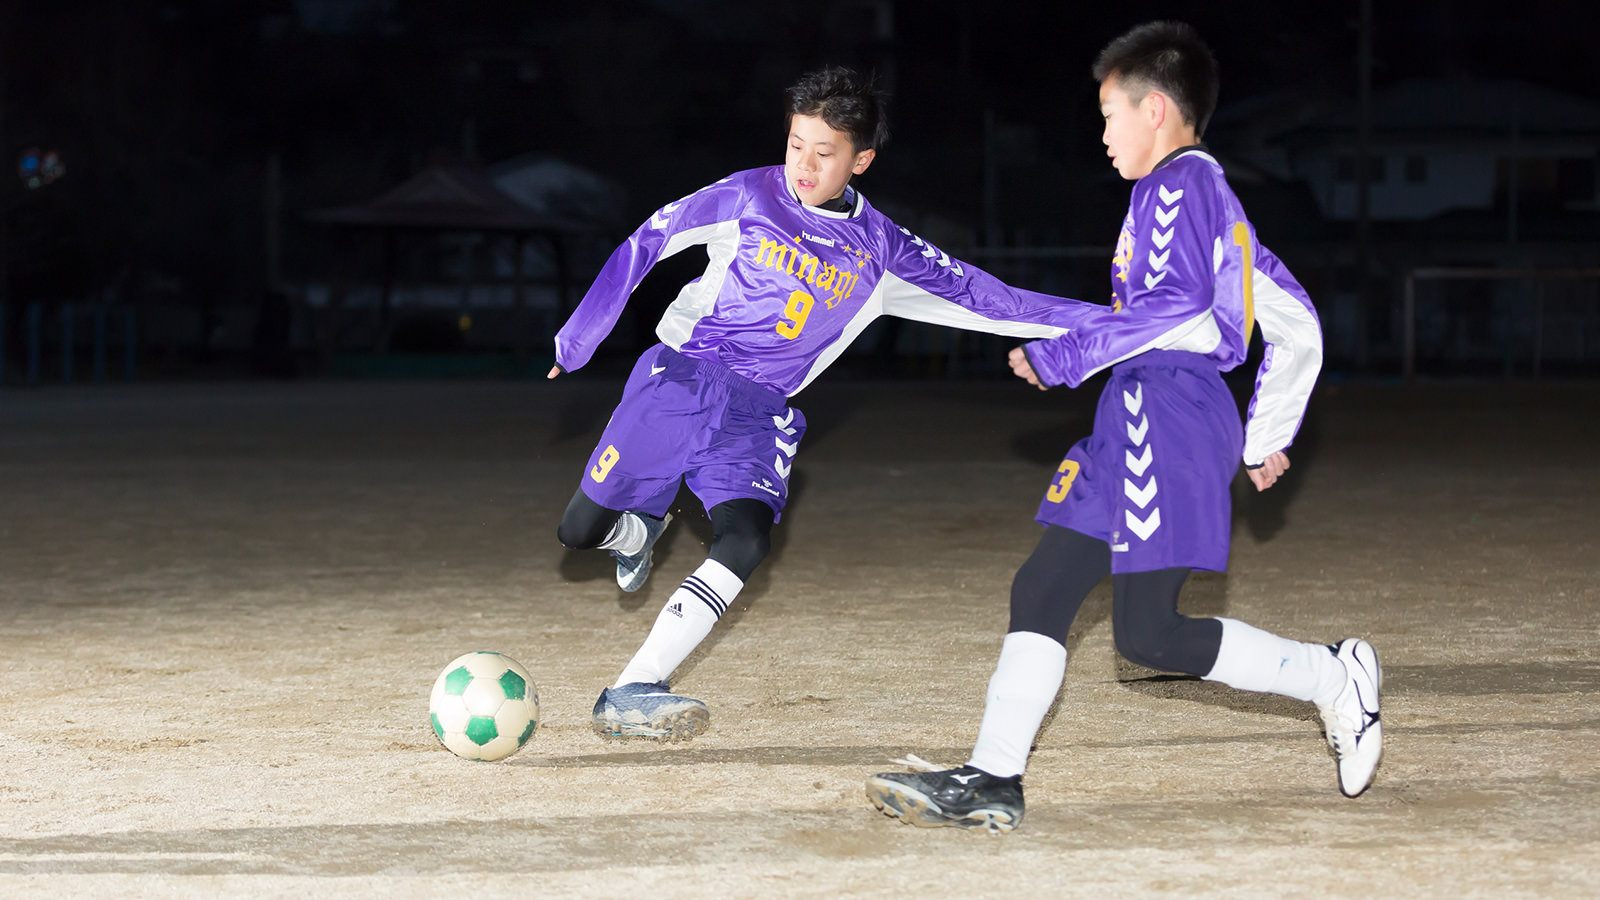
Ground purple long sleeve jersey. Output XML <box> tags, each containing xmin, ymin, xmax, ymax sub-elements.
<box><xmin>554</xmin><ymin>166</ymin><xmax>1088</xmax><ymax>396</ymax></box>
<box><xmin>1021</xmin><ymin>149</ymin><xmax>1324</xmax><ymax>466</ymax></box>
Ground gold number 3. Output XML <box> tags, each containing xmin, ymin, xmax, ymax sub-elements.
<box><xmin>776</xmin><ymin>289</ymin><xmax>814</xmax><ymax>339</ymax></box>
<box><xmin>1046</xmin><ymin>459</ymin><xmax>1081</xmax><ymax>503</ymax></box>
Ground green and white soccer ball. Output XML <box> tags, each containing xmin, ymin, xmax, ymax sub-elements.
<box><xmin>429</xmin><ymin>651</ymin><xmax>540</xmax><ymax>761</ymax></box>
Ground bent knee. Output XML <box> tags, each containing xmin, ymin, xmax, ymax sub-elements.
<box><xmin>557</xmin><ymin>517</ymin><xmax>610</xmax><ymax>550</ymax></box>
<box><xmin>708</xmin><ymin>530</ymin><xmax>769</xmax><ymax>581</ymax></box>
<box><xmin>1115</xmin><ymin>619</ymin><xmax>1215</xmax><ymax>676</ymax></box>
<box><xmin>1114</xmin><ymin>619</ymin><xmax>1187</xmax><ymax>671</ymax></box>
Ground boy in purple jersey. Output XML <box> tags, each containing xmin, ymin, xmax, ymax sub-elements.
<box><xmin>867</xmin><ymin>23</ymin><xmax>1383</xmax><ymax>832</ymax></box>
<box><xmin>548</xmin><ymin>67</ymin><xmax>1094</xmax><ymax>741</ymax></box>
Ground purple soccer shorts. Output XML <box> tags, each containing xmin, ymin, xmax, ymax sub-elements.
<box><xmin>1035</xmin><ymin>350</ymin><xmax>1242</xmax><ymax>573</ymax></box>
<box><xmin>579</xmin><ymin>344</ymin><xmax>805</xmax><ymax>520</ymax></box>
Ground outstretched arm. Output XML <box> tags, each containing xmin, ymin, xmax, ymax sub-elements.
<box><xmin>875</xmin><ymin>225</ymin><xmax>1107</xmax><ymax>339</ymax></box>
<box><xmin>553</xmin><ymin>175</ymin><xmax>747</xmax><ymax>374</ymax></box>
<box><xmin>1008</xmin><ymin>346</ymin><xmax>1047</xmax><ymax>391</ymax></box>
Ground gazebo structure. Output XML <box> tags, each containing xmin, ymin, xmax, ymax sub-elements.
<box><xmin>307</xmin><ymin>164</ymin><xmax>604</xmax><ymax>359</ymax></box>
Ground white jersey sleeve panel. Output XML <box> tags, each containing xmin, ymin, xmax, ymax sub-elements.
<box><xmin>1243</xmin><ymin>267</ymin><xmax>1323</xmax><ymax>466</ymax></box>
<box><xmin>655</xmin><ymin>220</ymin><xmax>743</xmax><ymax>351</ymax></box>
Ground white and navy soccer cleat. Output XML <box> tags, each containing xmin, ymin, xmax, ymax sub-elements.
<box><xmin>1319</xmin><ymin>638</ymin><xmax>1383</xmax><ymax>797</ymax></box>
<box><xmin>591</xmin><ymin>680</ymin><xmax>709</xmax><ymax>740</ymax></box>
<box><xmin>611</xmin><ymin>512</ymin><xmax>671</xmax><ymax>593</ymax></box>
<box><xmin>865</xmin><ymin>765</ymin><xmax>1025</xmax><ymax>834</ymax></box>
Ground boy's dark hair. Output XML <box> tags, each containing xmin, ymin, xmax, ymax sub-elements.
<box><xmin>785</xmin><ymin>66</ymin><xmax>889</xmax><ymax>153</ymax></box>
<box><xmin>1092</xmin><ymin>21</ymin><xmax>1219</xmax><ymax>138</ymax></box>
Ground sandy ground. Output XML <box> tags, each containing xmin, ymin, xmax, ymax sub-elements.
<box><xmin>1</xmin><ymin>376</ymin><xmax>1597</xmax><ymax>899</ymax></box>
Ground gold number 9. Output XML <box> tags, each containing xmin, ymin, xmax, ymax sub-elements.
<box><xmin>776</xmin><ymin>289</ymin><xmax>815</xmax><ymax>339</ymax></box>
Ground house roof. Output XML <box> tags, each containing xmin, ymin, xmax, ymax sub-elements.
<box><xmin>307</xmin><ymin>164</ymin><xmax>601</xmax><ymax>233</ymax></box>
<box><xmin>1257</xmin><ymin>77</ymin><xmax>1600</xmax><ymax>149</ymax></box>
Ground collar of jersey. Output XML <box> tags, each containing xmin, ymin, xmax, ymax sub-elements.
<box><xmin>1150</xmin><ymin>143</ymin><xmax>1216</xmax><ymax>173</ymax></box>
<box><xmin>785</xmin><ymin>182</ymin><xmax>863</xmax><ymax>219</ymax></box>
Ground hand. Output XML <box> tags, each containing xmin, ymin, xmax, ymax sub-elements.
<box><xmin>1008</xmin><ymin>347</ymin><xmax>1046</xmax><ymax>391</ymax></box>
<box><xmin>546</xmin><ymin>365</ymin><xmax>561</xmax><ymax>380</ymax></box>
<box><xmin>1246</xmin><ymin>451</ymin><xmax>1290</xmax><ymax>491</ymax></box>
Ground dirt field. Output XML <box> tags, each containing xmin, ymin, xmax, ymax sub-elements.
<box><xmin>1</xmin><ymin>376</ymin><xmax>1597</xmax><ymax>898</ymax></box>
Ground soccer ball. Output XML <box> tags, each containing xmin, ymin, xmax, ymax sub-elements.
<box><xmin>428</xmin><ymin>651</ymin><xmax>539</xmax><ymax>761</ymax></box>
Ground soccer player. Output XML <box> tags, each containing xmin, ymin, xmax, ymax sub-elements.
<box><xmin>550</xmin><ymin>66</ymin><xmax>1094</xmax><ymax>741</ymax></box>
<box><xmin>866</xmin><ymin>22</ymin><xmax>1382</xmax><ymax>832</ymax></box>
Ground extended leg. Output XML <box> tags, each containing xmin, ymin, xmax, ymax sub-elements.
<box><xmin>1111</xmin><ymin>570</ymin><xmax>1382</xmax><ymax>797</ymax></box>
<box><xmin>593</xmin><ymin>499</ymin><xmax>775</xmax><ymax>740</ymax></box>
<box><xmin>967</xmin><ymin>526</ymin><xmax>1110</xmax><ymax>777</ymax></box>
<box><xmin>869</xmin><ymin>526</ymin><xmax>1108</xmax><ymax>833</ymax></box>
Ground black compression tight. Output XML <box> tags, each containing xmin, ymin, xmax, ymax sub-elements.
<box><xmin>1008</xmin><ymin>525</ymin><xmax>1223</xmax><ymax>676</ymax></box>
<box><xmin>706</xmin><ymin>498</ymin><xmax>774</xmax><ymax>582</ymax></box>
<box><xmin>555</xmin><ymin>490</ymin><xmax>621</xmax><ymax>549</ymax></box>
<box><xmin>555</xmin><ymin>490</ymin><xmax>774</xmax><ymax>583</ymax></box>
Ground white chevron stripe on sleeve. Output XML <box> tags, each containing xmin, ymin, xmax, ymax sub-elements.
<box><xmin>1126</xmin><ymin>415</ymin><xmax>1149</xmax><ymax>445</ymax></box>
<box><xmin>1125</xmin><ymin>444</ymin><xmax>1154</xmax><ymax>477</ymax></box>
<box><xmin>1122</xmin><ymin>383</ymin><xmax>1143</xmax><ymax>415</ymax></box>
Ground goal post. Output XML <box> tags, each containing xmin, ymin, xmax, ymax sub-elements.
<box><xmin>1401</xmin><ymin>267</ymin><xmax>1600</xmax><ymax>381</ymax></box>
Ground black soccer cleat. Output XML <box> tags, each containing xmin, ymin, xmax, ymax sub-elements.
<box><xmin>865</xmin><ymin>765</ymin><xmax>1024</xmax><ymax>834</ymax></box>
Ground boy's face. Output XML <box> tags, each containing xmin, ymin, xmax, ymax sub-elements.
<box><xmin>1099</xmin><ymin>76</ymin><xmax>1160</xmax><ymax>180</ymax></box>
<box><xmin>786</xmin><ymin>113</ymin><xmax>875</xmax><ymax>206</ymax></box>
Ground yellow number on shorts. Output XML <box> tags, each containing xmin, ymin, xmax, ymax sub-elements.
<box><xmin>590</xmin><ymin>445</ymin><xmax>620</xmax><ymax>483</ymax></box>
<box><xmin>775</xmin><ymin>289</ymin><xmax>814</xmax><ymax>339</ymax></box>
<box><xmin>1046</xmin><ymin>459</ymin><xmax>1080</xmax><ymax>503</ymax></box>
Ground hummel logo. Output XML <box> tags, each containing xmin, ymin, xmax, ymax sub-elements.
<box><xmin>800</xmin><ymin>231</ymin><xmax>836</xmax><ymax>248</ymax></box>
<box><xmin>951</xmin><ymin>773</ymin><xmax>979</xmax><ymax>784</ymax></box>
<box><xmin>650</xmin><ymin>364</ymin><xmax>666</xmax><ymax>377</ymax></box>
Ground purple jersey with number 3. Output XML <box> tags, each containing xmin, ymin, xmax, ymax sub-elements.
<box><xmin>1026</xmin><ymin>148</ymin><xmax>1325</xmax><ymax>572</ymax></box>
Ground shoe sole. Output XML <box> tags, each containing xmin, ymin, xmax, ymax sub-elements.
<box><xmin>591</xmin><ymin>705</ymin><xmax>709</xmax><ymax>742</ymax></box>
<box><xmin>1338</xmin><ymin>639</ymin><xmax>1383</xmax><ymax>798</ymax></box>
<box><xmin>864</xmin><ymin>777</ymin><xmax>1018</xmax><ymax>834</ymax></box>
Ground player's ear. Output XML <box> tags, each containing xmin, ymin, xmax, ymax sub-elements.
<box><xmin>1143</xmin><ymin>91</ymin><xmax>1166</xmax><ymax>130</ymax></box>
<box><xmin>852</xmin><ymin>147</ymin><xmax>876</xmax><ymax>176</ymax></box>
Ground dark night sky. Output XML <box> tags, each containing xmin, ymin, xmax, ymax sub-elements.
<box><xmin>2</xmin><ymin>1</ymin><xmax>1595</xmax><ymax>328</ymax></box>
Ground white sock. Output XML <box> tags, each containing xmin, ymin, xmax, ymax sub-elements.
<box><xmin>966</xmin><ymin>631</ymin><xmax>1068</xmax><ymax>778</ymax></box>
<box><xmin>598</xmin><ymin>512</ymin><xmax>646</xmax><ymax>556</ymax></box>
<box><xmin>613</xmin><ymin>560</ymin><xmax>744</xmax><ymax>688</ymax></box>
<box><xmin>1203</xmin><ymin>618</ymin><xmax>1348</xmax><ymax>706</ymax></box>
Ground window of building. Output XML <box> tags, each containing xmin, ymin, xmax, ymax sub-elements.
<box><xmin>1335</xmin><ymin>155</ymin><xmax>1387</xmax><ymax>183</ymax></box>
